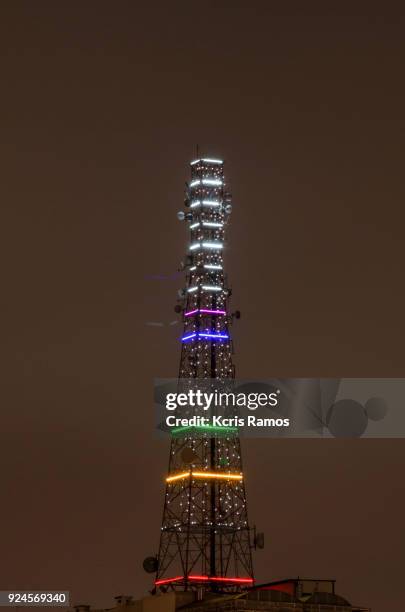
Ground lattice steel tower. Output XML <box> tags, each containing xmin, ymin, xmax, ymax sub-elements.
<box><xmin>155</xmin><ymin>157</ymin><xmax>254</xmax><ymax>592</ymax></box>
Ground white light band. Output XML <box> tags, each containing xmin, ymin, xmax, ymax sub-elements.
<box><xmin>202</xmin><ymin>242</ymin><xmax>223</xmax><ymax>250</ymax></box>
<box><xmin>202</xmin><ymin>285</ymin><xmax>222</xmax><ymax>292</ymax></box>
<box><xmin>202</xmin><ymin>221</ymin><xmax>223</xmax><ymax>228</ymax></box>
<box><xmin>204</xmin><ymin>264</ymin><xmax>223</xmax><ymax>270</ymax></box>
<box><xmin>202</xmin><ymin>179</ymin><xmax>222</xmax><ymax>186</ymax></box>
<box><xmin>190</xmin><ymin>179</ymin><xmax>223</xmax><ymax>187</ymax></box>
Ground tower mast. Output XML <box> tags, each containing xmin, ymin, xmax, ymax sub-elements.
<box><xmin>155</xmin><ymin>157</ymin><xmax>254</xmax><ymax>592</ymax></box>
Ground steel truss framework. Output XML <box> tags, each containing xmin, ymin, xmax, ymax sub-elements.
<box><xmin>156</xmin><ymin>158</ymin><xmax>254</xmax><ymax>592</ymax></box>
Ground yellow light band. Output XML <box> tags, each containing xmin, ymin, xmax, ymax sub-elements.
<box><xmin>166</xmin><ymin>472</ymin><xmax>190</xmax><ymax>483</ymax></box>
<box><xmin>192</xmin><ymin>471</ymin><xmax>243</xmax><ymax>480</ymax></box>
<box><xmin>166</xmin><ymin>471</ymin><xmax>243</xmax><ymax>483</ymax></box>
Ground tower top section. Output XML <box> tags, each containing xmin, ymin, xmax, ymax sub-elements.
<box><xmin>177</xmin><ymin>157</ymin><xmax>233</xmax><ymax>377</ymax></box>
<box><xmin>187</xmin><ymin>158</ymin><xmax>226</xmax><ymax>200</ymax></box>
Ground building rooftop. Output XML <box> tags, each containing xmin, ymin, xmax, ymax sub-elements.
<box><xmin>73</xmin><ymin>578</ymin><xmax>370</xmax><ymax>612</ymax></box>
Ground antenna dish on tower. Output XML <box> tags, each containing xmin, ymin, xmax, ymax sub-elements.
<box><xmin>143</xmin><ymin>557</ymin><xmax>158</xmax><ymax>573</ymax></box>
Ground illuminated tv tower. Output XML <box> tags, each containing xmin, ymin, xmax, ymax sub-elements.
<box><xmin>153</xmin><ymin>158</ymin><xmax>255</xmax><ymax>592</ymax></box>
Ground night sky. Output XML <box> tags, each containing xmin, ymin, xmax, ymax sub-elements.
<box><xmin>1</xmin><ymin>3</ymin><xmax>405</xmax><ymax>611</ymax></box>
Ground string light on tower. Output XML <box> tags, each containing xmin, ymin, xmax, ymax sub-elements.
<box><xmin>154</xmin><ymin>157</ymin><xmax>254</xmax><ymax>593</ymax></box>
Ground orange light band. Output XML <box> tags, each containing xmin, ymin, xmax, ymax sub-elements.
<box><xmin>166</xmin><ymin>471</ymin><xmax>243</xmax><ymax>483</ymax></box>
<box><xmin>166</xmin><ymin>471</ymin><xmax>190</xmax><ymax>483</ymax></box>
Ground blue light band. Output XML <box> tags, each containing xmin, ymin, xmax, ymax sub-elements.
<box><xmin>181</xmin><ymin>331</ymin><xmax>229</xmax><ymax>342</ymax></box>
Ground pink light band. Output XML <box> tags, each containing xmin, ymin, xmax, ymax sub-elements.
<box><xmin>184</xmin><ymin>309</ymin><xmax>199</xmax><ymax>317</ymax></box>
<box><xmin>200</xmin><ymin>308</ymin><xmax>226</xmax><ymax>315</ymax></box>
<box><xmin>184</xmin><ymin>308</ymin><xmax>226</xmax><ymax>317</ymax></box>
<box><xmin>155</xmin><ymin>575</ymin><xmax>254</xmax><ymax>586</ymax></box>
<box><xmin>189</xmin><ymin>575</ymin><xmax>254</xmax><ymax>584</ymax></box>
<box><xmin>155</xmin><ymin>576</ymin><xmax>183</xmax><ymax>586</ymax></box>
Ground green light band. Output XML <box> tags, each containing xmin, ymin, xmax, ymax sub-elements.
<box><xmin>171</xmin><ymin>425</ymin><xmax>238</xmax><ymax>436</ymax></box>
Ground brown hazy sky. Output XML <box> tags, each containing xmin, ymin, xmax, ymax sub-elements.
<box><xmin>1</xmin><ymin>2</ymin><xmax>404</xmax><ymax>611</ymax></box>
